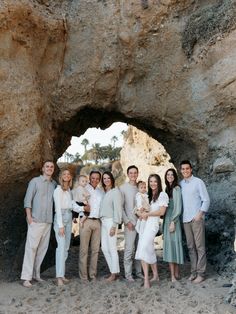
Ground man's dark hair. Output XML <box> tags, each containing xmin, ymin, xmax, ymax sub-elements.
<box><xmin>180</xmin><ymin>160</ymin><xmax>192</xmax><ymax>168</ymax></box>
<box><xmin>127</xmin><ymin>165</ymin><xmax>139</xmax><ymax>174</ymax></box>
<box><xmin>89</xmin><ymin>170</ymin><xmax>101</xmax><ymax>179</ymax></box>
<box><xmin>42</xmin><ymin>160</ymin><xmax>54</xmax><ymax>167</ymax></box>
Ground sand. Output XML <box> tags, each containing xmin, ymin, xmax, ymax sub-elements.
<box><xmin>0</xmin><ymin>230</ymin><xmax>235</xmax><ymax>314</ymax></box>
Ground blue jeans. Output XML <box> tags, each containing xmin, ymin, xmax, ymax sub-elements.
<box><xmin>54</xmin><ymin>211</ymin><xmax>72</xmax><ymax>278</ymax></box>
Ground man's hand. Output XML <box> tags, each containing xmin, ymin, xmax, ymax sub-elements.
<box><xmin>27</xmin><ymin>215</ymin><xmax>33</xmax><ymax>225</ymax></box>
<box><xmin>84</xmin><ymin>204</ymin><xmax>90</xmax><ymax>213</ymax></box>
<box><xmin>193</xmin><ymin>211</ymin><xmax>204</xmax><ymax>222</ymax></box>
<box><xmin>126</xmin><ymin>221</ymin><xmax>134</xmax><ymax>231</ymax></box>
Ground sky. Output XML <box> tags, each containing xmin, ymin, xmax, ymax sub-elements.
<box><xmin>58</xmin><ymin>122</ymin><xmax>128</xmax><ymax>160</ymax></box>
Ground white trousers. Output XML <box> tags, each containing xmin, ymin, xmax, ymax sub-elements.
<box><xmin>101</xmin><ymin>218</ymin><xmax>120</xmax><ymax>274</ymax></box>
<box><xmin>54</xmin><ymin>211</ymin><xmax>72</xmax><ymax>278</ymax></box>
<box><xmin>21</xmin><ymin>222</ymin><xmax>51</xmax><ymax>281</ymax></box>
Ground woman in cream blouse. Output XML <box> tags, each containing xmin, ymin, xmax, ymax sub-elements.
<box><xmin>100</xmin><ymin>171</ymin><xmax>122</xmax><ymax>282</ymax></box>
<box><xmin>53</xmin><ymin>169</ymin><xmax>84</xmax><ymax>286</ymax></box>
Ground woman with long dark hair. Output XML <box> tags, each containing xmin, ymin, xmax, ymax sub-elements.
<box><xmin>100</xmin><ymin>171</ymin><xmax>122</xmax><ymax>281</ymax></box>
<box><xmin>163</xmin><ymin>168</ymin><xmax>184</xmax><ymax>282</ymax></box>
<box><xmin>135</xmin><ymin>174</ymin><xmax>169</xmax><ymax>288</ymax></box>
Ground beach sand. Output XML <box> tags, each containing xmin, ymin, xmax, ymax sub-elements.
<box><xmin>0</xmin><ymin>230</ymin><xmax>235</xmax><ymax>314</ymax></box>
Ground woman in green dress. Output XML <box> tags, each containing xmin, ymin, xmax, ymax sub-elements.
<box><xmin>163</xmin><ymin>168</ymin><xmax>184</xmax><ymax>282</ymax></box>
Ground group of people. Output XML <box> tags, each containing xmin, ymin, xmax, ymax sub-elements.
<box><xmin>20</xmin><ymin>159</ymin><xmax>210</xmax><ymax>289</ymax></box>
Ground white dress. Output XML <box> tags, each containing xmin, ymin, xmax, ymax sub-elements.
<box><xmin>135</xmin><ymin>192</ymin><xmax>169</xmax><ymax>264</ymax></box>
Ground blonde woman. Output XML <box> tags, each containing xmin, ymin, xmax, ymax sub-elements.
<box><xmin>53</xmin><ymin>169</ymin><xmax>84</xmax><ymax>286</ymax></box>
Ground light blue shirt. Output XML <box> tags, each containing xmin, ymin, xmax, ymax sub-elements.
<box><xmin>180</xmin><ymin>175</ymin><xmax>210</xmax><ymax>223</ymax></box>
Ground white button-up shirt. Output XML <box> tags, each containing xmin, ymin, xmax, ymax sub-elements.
<box><xmin>180</xmin><ymin>175</ymin><xmax>210</xmax><ymax>223</ymax></box>
<box><xmin>86</xmin><ymin>184</ymin><xmax>104</xmax><ymax>218</ymax></box>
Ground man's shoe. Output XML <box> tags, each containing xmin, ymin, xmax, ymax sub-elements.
<box><xmin>23</xmin><ymin>280</ymin><xmax>32</xmax><ymax>288</ymax></box>
<box><xmin>192</xmin><ymin>275</ymin><xmax>205</xmax><ymax>284</ymax></box>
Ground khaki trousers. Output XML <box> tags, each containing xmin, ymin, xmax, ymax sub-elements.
<box><xmin>79</xmin><ymin>218</ymin><xmax>101</xmax><ymax>280</ymax></box>
<box><xmin>21</xmin><ymin>222</ymin><xmax>51</xmax><ymax>281</ymax></box>
<box><xmin>124</xmin><ymin>226</ymin><xmax>142</xmax><ymax>279</ymax></box>
<box><xmin>183</xmin><ymin>219</ymin><xmax>206</xmax><ymax>277</ymax></box>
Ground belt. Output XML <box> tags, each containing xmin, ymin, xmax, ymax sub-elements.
<box><xmin>88</xmin><ymin>217</ymin><xmax>99</xmax><ymax>220</ymax></box>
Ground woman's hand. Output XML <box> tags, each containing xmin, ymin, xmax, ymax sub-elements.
<box><xmin>109</xmin><ymin>227</ymin><xmax>116</xmax><ymax>237</ymax></box>
<box><xmin>169</xmin><ymin>221</ymin><xmax>175</xmax><ymax>233</ymax></box>
<box><xmin>59</xmin><ymin>227</ymin><xmax>65</xmax><ymax>237</ymax></box>
<box><xmin>140</xmin><ymin>212</ymin><xmax>149</xmax><ymax>220</ymax></box>
<box><xmin>126</xmin><ymin>221</ymin><xmax>134</xmax><ymax>231</ymax></box>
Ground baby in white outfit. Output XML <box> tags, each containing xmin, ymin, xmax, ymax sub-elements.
<box><xmin>133</xmin><ymin>181</ymin><xmax>150</xmax><ymax>235</ymax></box>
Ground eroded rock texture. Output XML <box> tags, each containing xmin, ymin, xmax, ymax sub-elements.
<box><xmin>0</xmin><ymin>0</ymin><xmax>236</xmax><ymax>276</ymax></box>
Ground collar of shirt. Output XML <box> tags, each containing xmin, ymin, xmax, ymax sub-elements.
<box><xmin>184</xmin><ymin>175</ymin><xmax>194</xmax><ymax>184</ymax></box>
<box><xmin>40</xmin><ymin>175</ymin><xmax>53</xmax><ymax>182</ymax></box>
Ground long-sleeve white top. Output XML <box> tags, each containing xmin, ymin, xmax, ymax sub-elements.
<box><xmin>53</xmin><ymin>185</ymin><xmax>83</xmax><ymax>228</ymax></box>
<box><xmin>86</xmin><ymin>184</ymin><xmax>104</xmax><ymax>218</ymax></box>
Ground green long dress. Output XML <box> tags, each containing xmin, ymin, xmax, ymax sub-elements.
<box><xmin>163</xmin><ymin>186</ymin><xmax>184</xmax><ymax>264</ymax></box>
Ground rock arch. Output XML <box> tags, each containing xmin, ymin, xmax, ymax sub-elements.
<box><xmin>0</xmin><ymin>0</ymin><xmax>236</xmax><ymax>276</ymax></box>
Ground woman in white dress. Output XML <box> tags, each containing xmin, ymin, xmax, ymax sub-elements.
<box><xmin>135</xmin><ymin>174</ymin><xmax>169</xmax><ymax>288</ymax></box>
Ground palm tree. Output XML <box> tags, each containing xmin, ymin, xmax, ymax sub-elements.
<box><xmin>81</xmin><ymin>138</ymin><xmax>89</xmax><ymax>164</ymax></box>
<box><xmin>81</xmin><ymin>138</ymin><xmax>89</xmax><ymax>152</ymax></box>
<box><xmin>111</xmin><ymin>135</ymin><xmax>118</xmax><ymax>147</ymax></box>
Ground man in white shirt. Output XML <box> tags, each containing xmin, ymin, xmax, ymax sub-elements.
<box><xmin>180</xmin><ymin>160</ymin><xmax>210</xmax><ymax>283</ymax></box>
<box><xmin>120</xmin><ymin>165</ymin><xmax>142</xmax><ymax>281</ymax></box>
<box><xmin>79</xmin><ymin>171</ymin><xmax>104</xmax><ymax>281</ymax></box>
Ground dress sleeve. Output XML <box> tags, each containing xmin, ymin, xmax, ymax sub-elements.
<box><xmin>158</xmin><ymin>192</ymin><xmax>169</xmax><ymax>207</ymax></box>
<box><xmin>53</xmin><ymin>187</ymin><xmax>63</xmax><ymax>228</ymax></box>
<box><xmin>171</xmin><ymin>186</ymin><xmax>182</xmax><ymax>223</ymax></box>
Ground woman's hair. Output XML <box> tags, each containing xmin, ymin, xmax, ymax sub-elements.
<box><xmin>59</xmin><ymin>169</ymin><xmax>73</xmax><ymax>191</ymax></box>
<box><xmin>102</xmin><ymin>171</ymin><xmax>115</xmax><ymax>190</ymax></box>
<box><xmin>148</xmin><ymin>174</ymin><xmax>162</xmax><ymax>203</ymax></box>
<box><xmin>165</xmin><ymin>168</ymin><xmax>179</xmax><ymax>198</ymax></box>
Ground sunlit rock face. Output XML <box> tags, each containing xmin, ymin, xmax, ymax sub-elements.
<box><xmin>120</xmin><ymin>126</ymin><xmax>174</xmax><ymax>182</ymax></box>
<box><xmin>0</xmin><ymin>0</ymin><xmax>236</xmax><ymax>276</ymax></box>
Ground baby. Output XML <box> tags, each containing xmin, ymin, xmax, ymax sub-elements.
<box><xmin>72</xmin><ymin>175</ymin><xmax>90</xmax><ymax>226</ymax></box>
<box><xmin>133</xmin><ymin>181</ymin><xmax>150</xmax><ymax>235</ymax></box>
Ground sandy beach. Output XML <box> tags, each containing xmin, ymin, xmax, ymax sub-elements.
<box><xmin>0</xmin><ymin>230</ymin><xmax>235</xmax><ymax>314</ymax></box>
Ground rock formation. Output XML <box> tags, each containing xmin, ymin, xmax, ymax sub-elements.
<box><xmin>120</xmin><ymin>125</ymin><xmax>173</xmax><ymax>182</ymax></box>
<box><xmin>0</xmin><ymin>0</ymin><xmax>236</xmax><ymax>278</ymax></box>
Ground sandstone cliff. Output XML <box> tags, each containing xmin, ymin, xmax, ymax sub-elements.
<box><xmin>0</xmin><ymin>0</ymin><xmax>236</xmax><ymax>276</ymax></box>
<box><xmin>120</xmin><ymin>125</ymin><xmax>173</xmax><ymax>182</ymax></box>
